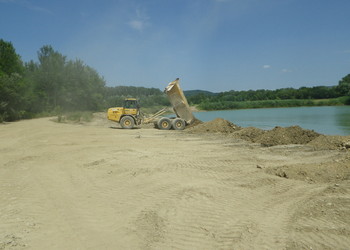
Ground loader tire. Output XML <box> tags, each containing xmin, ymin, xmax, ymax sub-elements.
<box><xmin>157</xmin><ymin>117</ymin><xmax>172</xmax><ymax>130</ymax></box>
<box><xmin>120</xmin><ymin>116</ymin><xmax>135</xmax><ymax>129</ymax></box>
<box><xmin>172</xmin><ymin>118</ymin><xmax>186</xmax><ymax>130</ymax></box>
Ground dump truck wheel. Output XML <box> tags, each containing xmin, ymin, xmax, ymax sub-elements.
<box><xmin>157</xmin><ymin>117</ymin><xmax>172</xmax><ymax>130</ymax></box>
<box><xmin>172</xmin><ymin>118</ymin><xmax>186</xmax><ymax>130</ymax></box>
<box><xmin>120</xmin><ymin>116</ymin><xmax>135</xmax><ymax>129</ymax></box>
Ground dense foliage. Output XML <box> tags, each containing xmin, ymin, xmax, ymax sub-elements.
<box><xmin>104</xmin><ymin>86</ymin><xmax>169</xmax><ymax>109</ymax></box>
<box><xmin>197</xmin><ymin>97</ymin><xmax>349</xmax><ymax>110</ymax></box>
<box><xmin>0</xmin><ymin>39</ymin><xmax>26</xmax><ymax>121</ymax></box>
<box><xmin>25</xmin><ymin>46</ymin><xmax>106</xmax><ymax>113</ymax></box>
<box><xmin>187</xmin><ymin>79</ymin><xmax>350</xmax><ymax>110</ymax></box>
<box><xmin>0</xmin><ymin>40</ymin><xmax>107</xmax><ymax>121</ymax></box>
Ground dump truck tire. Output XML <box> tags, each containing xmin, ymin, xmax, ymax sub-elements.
<box><xmin>157</xmin><ymin>117</ymin><xmax>172</xmax><ymax>130</ymax></box>
<box><xmin>120</xmin><ymin>116</ymin><xmax>135</xmax><ymax>129</ymax></box>
<box><xmin>172</xmin><ymin>118</ymin><xmax>186</xmax><ymax>130</ymax></box>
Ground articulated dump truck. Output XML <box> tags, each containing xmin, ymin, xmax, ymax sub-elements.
<box><xmin>107</xmin><ymin>78</ymin><xmax>196</xmax><ymax>130</ymax></box>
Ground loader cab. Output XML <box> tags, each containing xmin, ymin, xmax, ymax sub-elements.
<box><xmin>123</xmin><ymin>98</ymin><xmax>139</xmax><ymax>110</ymax></box>
<box><xmin>107</xmin><ymin>98</ymin><xmax>140</xmax><ymax>123</ymax></box>
<box><xmin>123</xmin><ymin>98</ymin><xmax>140</xmax><ymax>115</ymax></box>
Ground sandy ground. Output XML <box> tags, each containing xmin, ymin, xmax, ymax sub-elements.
<box><xmin>0</xmin><ymin>115</ymin><xmax>349</xmax><ymax>250</ymax></box>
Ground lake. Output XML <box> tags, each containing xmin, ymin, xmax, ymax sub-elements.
<box><xmin>193</xmin><ymin>106</ymin><xmax>350</xmax><ymax>136</ymax></box>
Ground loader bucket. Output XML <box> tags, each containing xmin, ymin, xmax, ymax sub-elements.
<box><xmin>164</xmin><ymin>79</ymin><xmax>195</xmax><ymax>125</ymax></box>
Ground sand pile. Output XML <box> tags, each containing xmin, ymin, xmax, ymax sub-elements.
<box><xmin>188</xmin><ymin>119</ymin><xmax>327</xmax><ymax>147</ymax></box>
<box><xmin>255</xmin><ymin>126</ymin><xmax>320</xmax><ymax>146</ymax></box>
<box><xmin>231</xmin><ymin>127</ymin><xmax>266</xmax><ymax>143</ymax></box>
<box><xmin>233</xmin><ymin>125</ymin><xmax>321</xmax><ymax>146</ymax></box>
<box><xmin>308</xmin><ymin>135</ymin><xmax>350</xmax><ymax>150</ymax></box>
<box><xmin>187</xmin><ymin>118</ymin><xmax>241</xmax><ymax>133</ymax></box>
<box><xmin>266</xmin><ymin>154</ymin><xmax>350</xmax><ymax>183</ymax></box>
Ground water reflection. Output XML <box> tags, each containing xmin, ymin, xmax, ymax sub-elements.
<box><xmin>334</xmin><ymin>106</ymin><xmax>350</xmax><ymax>135</ymax></box>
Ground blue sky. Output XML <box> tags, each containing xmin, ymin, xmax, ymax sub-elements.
<box><xmin>1</xmin><ymin>0</ymin><xmax>349</xmax><ymax>92</ymax></box>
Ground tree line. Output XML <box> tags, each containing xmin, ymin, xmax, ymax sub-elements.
<box><xmin>104</xmin><ymin>86</ymin><xmax>169</xmax><ymax>109</ymax></box>
<box><xmin>0</xmin><ymin>39</ymin><xmax>168</xmax><ymax>122</ymax></box>
<box><xmin>187</xmin><ymin>76</ymin><xmax>350</xmax><ymax>110</ymax></box>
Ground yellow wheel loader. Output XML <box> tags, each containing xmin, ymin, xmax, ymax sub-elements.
<box><xmin>107</xmin><ymin>79</ymin><xmax>195</xmax><ymax>130</ymax></box>
<box><xmin>107</xmin><ymin>98</ymin><xmax>143</xmax><ymax>129</ymax></box>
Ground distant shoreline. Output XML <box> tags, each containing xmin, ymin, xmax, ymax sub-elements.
<box><xmin>193</xmin><ymin>97</ymin><xmax>350</xmax><ymax>111</ymax></box>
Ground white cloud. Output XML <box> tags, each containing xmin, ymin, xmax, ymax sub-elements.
<box><xmin>129</xmin><ymin>20</ymin><xmax>144</xmax><ymax>31</ymax></box>
<box><xmin>343</xmin><ymin>49</ymin><xmax>350</xmax><ymax>54</ymax></box>
<box><xmin>128</xmin><ymin>8</ymin><xmax>150</xmax><ymax>32</ymax></box>
<box><xmin>262</xmin><ymin>65</ymin><xmax>271</xmax><ymax>69</ymax></box>
<box><xmin>281</xmin><ymin>68</ymin><xmax>292</xmax><ymax>73</ymax></box>
<box><xmin>28</xmin><ymin>5</ymin><xmax>52</xmax><ymax>14</ymax></box>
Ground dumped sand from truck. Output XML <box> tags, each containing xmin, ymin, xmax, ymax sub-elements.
<box><xmin>187</xmin><ymin>118</ymin><xmax>241</xmax><ymax>133</ymax></box>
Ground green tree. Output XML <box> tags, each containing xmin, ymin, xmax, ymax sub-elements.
<box><xmin>0</xmin><ymin>39</ymin><xmax>23</xmax><ymax>76</ymax></box>
<box><xmin>336</xmin><ymin>74</ymin><xmax>350</xmax><ymax>96</ymax></box>
<box><xmin>23</xmin><ymin>60</ymin><xmax>45</xmax><ymax>113</ymax></box>
<box><xmin>0</xmin><ymin>40</ymin><xmax>26</xmax><ymax>121</ymax></box>
<box><xmin>0</xmin><ymin>74</ymin><xmax>24</xmax><ymax>121</ymax></box>
<box><xmin>23</xmin><ymin>46</ymin><xmax>106</xmax><ymax>113</ymax></box>
<box><xmin>36</xmin><ymin>45</ymin><xmax>67</xmax><ymax>110</ymax></box>
<box><xmin>64</xmin><ymin>59</ymin><xmax>105</xmax><ymax>111</ymax></box>
<box><xmin>104</xmin><ymin>86</ymin><xmax>168</xmax><ymax>108</ymax></box>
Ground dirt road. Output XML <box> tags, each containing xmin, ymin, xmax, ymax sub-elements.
<box><xmin>1</xmin><ymin>117</ymin><xmax>349</xmax><ymax>249</ymax></box>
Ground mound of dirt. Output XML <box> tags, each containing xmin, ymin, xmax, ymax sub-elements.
<box><xmin>187</xmin><ymin>119</ymin><xmax>322</xmax><ymax>146</ymax></box>
<box><xmin>266</xmin><ymin>154</ymin><xmax>350</xmax><ymax>183</ymax></box>
<box><xmin>187</xmin><ymin>118</ymin><xmax>241</xmax><ymax>134</ymax></box>
<box><xmin>308</xmin><ymin>135</ymin><xmax>350</xmax><ymax>150</ymax></box>
<box><xmin>231</xmin><ymin>127</ymin><xmax>266</xmax><ymax>143</ymax></box>
<box><xmin>254</xmin><ymin>126</ymin><xmax>320</xmax><ymax>146</ymax></box>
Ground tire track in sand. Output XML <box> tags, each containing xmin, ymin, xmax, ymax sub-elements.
<box><xmin>110</xmin><ymin>154</ymin><xmax>326</xmax><ymax>250</ymax></box>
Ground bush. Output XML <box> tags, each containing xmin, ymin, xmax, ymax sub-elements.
<box><xmin>345</xmin><ymin>96</ymin><xmax>350</xmax><ymax>105</ymax></box>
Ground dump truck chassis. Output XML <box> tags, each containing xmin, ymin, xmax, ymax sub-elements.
<box><xmin>155</xmin><ymin>117</ymin><xmax>186</xmax><ymax>130</ymax></box>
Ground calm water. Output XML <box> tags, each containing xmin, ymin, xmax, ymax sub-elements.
<box><xmin>193</xmin><ymin>106</ymin><xmax>350</xmax><ymax>136</ymax></box>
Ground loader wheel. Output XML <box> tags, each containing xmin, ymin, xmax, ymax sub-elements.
<box><xmin>120</xmin><ymin>116</ymin><xmax>135</xmax><ymax>129</ymax></box>
<box><xmin>157</xmin><ymin>117</ymin><xmax>172</xmax><ymax>130</ymax></box>
<box><xmin>172</xmin><ymin>118</ymin><xmax>186</xmax><ymax>130</ymax></box>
